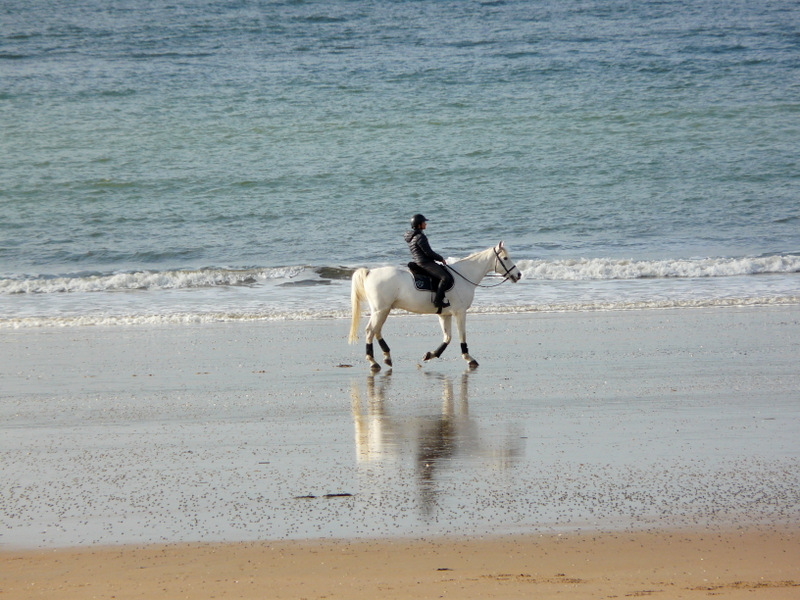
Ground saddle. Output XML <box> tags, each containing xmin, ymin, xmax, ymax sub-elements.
<box><xmin>407</xmin><ymin>263</ymin><xmax>454</xmax><ymax>293</ymax></box>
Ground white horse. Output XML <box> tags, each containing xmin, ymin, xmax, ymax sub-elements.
<box><xmin>349</xmin><ymin>242</ymin><xmax>521</xmax><ymax>370</ymax></box>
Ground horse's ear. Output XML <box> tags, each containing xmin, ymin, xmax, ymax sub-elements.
<box><xmin>498</xmin><ymin>241</ymin><xmax>504</xmax><ymax>248</ymax></box>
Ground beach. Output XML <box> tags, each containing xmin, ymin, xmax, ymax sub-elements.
<box><xmin>1</xmin><ymin>306</ymin><xmax>799</xmax><ymax>597</ymax></box>
<box><xmin>3</xmin><ymin>529</ymin><xmax>799</xmax><ymax>599</ymax></box>
<box><xmin>3</xmin><ymin>0</ymin><xmax>799</xmax><ymax>595</ymax></box>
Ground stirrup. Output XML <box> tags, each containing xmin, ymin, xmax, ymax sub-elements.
<box><xmin>435</xmin><ymin>300</ymin><xmax>450</xmax><ymax>314</ymax></box>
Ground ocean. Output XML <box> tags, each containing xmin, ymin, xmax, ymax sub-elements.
<box><xmin>2</xmin><ymin>0</ymin><xmax>799</xmax><ymax>328</ymax></box>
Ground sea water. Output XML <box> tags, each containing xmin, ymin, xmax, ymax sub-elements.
<box><xmin>2</xmin><ymin>0</ymin><xmax>799</xmax><ymax>327</ymax></box>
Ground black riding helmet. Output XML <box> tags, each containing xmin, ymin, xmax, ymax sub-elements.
<box><xmin>410</xmin><ymin>213</ymin><xmax>428</xmax><ymax>229</ymax></box>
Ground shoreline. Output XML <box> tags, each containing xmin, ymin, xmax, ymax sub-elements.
<box><xmin>2</xmin><ymin>293</ymin><xmax>799</xmax><ymax>329</ymax></box>
<box><xmin>2</xmin><ymin>527</ymin><xmax>799</xmax><ymax>599</ymax></box>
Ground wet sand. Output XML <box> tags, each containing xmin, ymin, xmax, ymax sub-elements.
<box><xmin>1</xmin><ymin>306</ymin><xmax>799</xmax><ymax>596</ymax></box>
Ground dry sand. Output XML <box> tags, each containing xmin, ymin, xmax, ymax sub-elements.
<box><xmin>3</xmin><ymin>529</ymin><xmax>799</xmax><ymax>599</ymax></box>
<box><xmin>1</xmin><ymin>306</ymin><xmax>799</xmax><ymax>597</ymax></box>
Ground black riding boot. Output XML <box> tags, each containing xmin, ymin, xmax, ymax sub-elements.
<box><xmin>434</xmin><ymin>283</ymin><xmax>450</xmax><ymax>312</ymax></box>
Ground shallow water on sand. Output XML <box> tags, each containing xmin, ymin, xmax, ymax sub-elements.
<box><xmin>1</xmin><ymin>309</ymin><xmax>798</xmax><ymax>549</ymax></box>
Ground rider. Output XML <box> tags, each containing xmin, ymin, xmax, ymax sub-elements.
<box><xmin>404</xmin><ymin>213</ymin><xmax>454</xmax><ymax>312</ymax></box>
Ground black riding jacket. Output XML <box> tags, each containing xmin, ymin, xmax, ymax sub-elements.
<box><xmin>404</xmin><ymin>229</ymin><xmax>445</xmax><ymax>265</ymax></box>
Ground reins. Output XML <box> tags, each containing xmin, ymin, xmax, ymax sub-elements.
<box><xmin>446</xmin><ymin>247</ymin><xmax>516</xmax><ymax>288</ymax></box>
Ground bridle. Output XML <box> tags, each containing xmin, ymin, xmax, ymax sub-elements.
<box><xmin>493</xmin><ymin>246</ymin><xmax>520</xmax><ymax>282</ymax></box>
<box><xmin>447</xmin><ymin>246</ymin><xmax>519</xmax><ymax>288</ymax></box>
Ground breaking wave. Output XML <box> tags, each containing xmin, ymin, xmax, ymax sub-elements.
<box><xmin>0</xmin><ymin>266</ymin><xmax>329</xmax><ymax>295</ymax></box>
<box><xmin>1</xmin><ymin>254</ymin><xmax>797</xmax><ymax>328</ymax></box>
<box><xmin>2</xmin><ymin>255</ymin><xmax>798</xmax><ymax>295</ymax></box>
<box><xmin>517</xmin><ymin>255</ymin><xmax>800</xmax><ymax>281</ymax></box>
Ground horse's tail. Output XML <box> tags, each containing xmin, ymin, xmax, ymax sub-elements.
<box><xmin>348</xmin><ymin>268</ymin><xmax>369</xmax><ymax>344</ymax></box>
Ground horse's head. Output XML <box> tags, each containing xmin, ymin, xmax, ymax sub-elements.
<box><xmin>494</xmin><ymin>241</ymin><xmax>522</xmax><ymax>282</ymax></box>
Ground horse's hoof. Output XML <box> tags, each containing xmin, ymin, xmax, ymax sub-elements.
<box><xmin>468</xmin><ymin>360</ymin><xmax>479</xmax><ymax>369</ymax></box>
<box><xmin>384</xmin><ymin>357</ymin><xmax>393</xmax><ymax>367</ymax></box>
<box><xmin>370</xmin><ymin>363</ymin><xmax>381</xmax><ymax>372</ymax></box>
<box><xmin>422</xmin><ymin>352</ymin><xmax>434</xmax><ymax>362</ymax></box>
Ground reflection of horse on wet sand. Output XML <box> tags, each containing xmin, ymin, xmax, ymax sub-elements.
<box><xmin>349</xmin><ymin>243</ymin><xmax>521</xmax><ymax>370</ymax></box>
<box><xmin>350</xmin><ymin>371</ymin><xmax>523</xmax><ymax>512</ymax></box>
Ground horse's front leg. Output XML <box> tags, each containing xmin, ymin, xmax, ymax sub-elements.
<box><xmin>455</xmin><ymin>311</ymin><xmax>478</xmax><ymax>368</ymax></box>
<box><xmin>423</xmin><ymin>314</ymin><xmax>452</xmax><ymax>362</ymax></box>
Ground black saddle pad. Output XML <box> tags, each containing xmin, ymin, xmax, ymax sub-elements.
<box><xmin>407</xmin><ymin>263</ymin><xmax>453</xmax><ymax>292</ymax></box>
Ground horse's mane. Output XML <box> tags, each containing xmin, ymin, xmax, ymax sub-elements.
<box><xmin>456</xmin><ymin>246</ymin><xmax>495</xmax><ymax>262</ymax></box>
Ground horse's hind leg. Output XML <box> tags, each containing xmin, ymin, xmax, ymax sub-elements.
<box><xmin>365</xmin><ymin>308</ymin><xmax>392</xmax><ymax>370</ymax></box>
<box><xmin>378</xmin><ymin>337</ymin><xmax>392</xmax><ymax>367</ymax></box>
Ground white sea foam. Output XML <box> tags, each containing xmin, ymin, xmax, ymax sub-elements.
<box><xmin>3</xmin><ymin>256</ymin><xmax>798</xmax><ymax>296</ymax></box>
<box><xmin>2</xmin><ymin>296</ymin><xmax>798</xmax><ymax>329</ymax></box>
<box><xmin>0</xmin><ymin>310</ymin><xmax>351</xmax><ymax>329</ymax></box>
<box><xmin>518</xmin><ymin>255</ymin><xmax>800</xmax><ymax>281</ymax></box>
<box><xmin>1</xmin><ymin>255</ymin><xmax>798</xmax><ymax>328</ymax></box>
<box><xmin>0</xmin><ymin>266</ymin><xmax>307</xmax><ymax>295</ymax></box>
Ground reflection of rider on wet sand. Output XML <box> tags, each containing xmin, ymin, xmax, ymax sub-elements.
<box><xmin>415</xmin><ymin>372</ymin><xmax>475</xmax><ymax>511</ymax></box>
<box><xmin>351</xmin><ymin>371</ymin><xmax>473</xmax><ymax>462</ymax></box>
<box><xmin>351</xmin><ymin>370</ymin><xmax>483</xmax><ymax>513</ymax></box>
